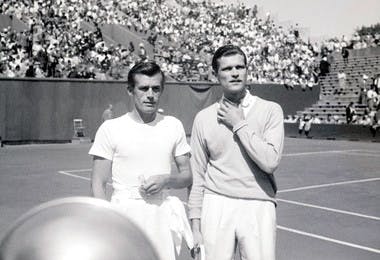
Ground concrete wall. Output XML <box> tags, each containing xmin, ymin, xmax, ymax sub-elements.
<box><xmin>0</xmin><ymin>78</ymin><xmax>320</xmax><ymax>142</ymax></box>
<box><xmin>285</xmin><ymin>123</ymin><xmax>380</xmax><ymax>142</ymax></box>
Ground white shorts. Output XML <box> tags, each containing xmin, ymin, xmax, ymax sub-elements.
<box><xmin>111</xmin><ymin>190</ymin><xmax>193</xmax><ymax>260</ymax></box>
<box><xmin>201</xmin><ymin>193</ymin><xmax>276</xmax><ymax>260</ymax></box>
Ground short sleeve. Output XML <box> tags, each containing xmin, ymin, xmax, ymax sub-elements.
<box><xmin>173</xmin><ymin>119</ymin><xmax>191</xmax><ymax>157</ymax></box>
<box><xmin>88</xmin><ymin>122</ymin><xmax>114</xmax><ymax>160</ymax></box>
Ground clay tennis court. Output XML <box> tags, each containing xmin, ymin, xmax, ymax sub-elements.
<box><xmin>0</xmin><ymin>137</ymin><xmax>379</xmax><ymax>260</ymax></box>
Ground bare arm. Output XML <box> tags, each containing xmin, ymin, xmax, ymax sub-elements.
<box><xmin>91</xmin><ymin>156</ymin><xmax>112</xmax><ymax>200</ymax></box>
<box><xmin>143</xmin><ymin>153</ymin><xmax>192</xmax><ymax>195</ymax></box>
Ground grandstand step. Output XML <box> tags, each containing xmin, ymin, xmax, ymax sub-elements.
<box><xmin>334</xmin><ymin>60</ymin><xmax>380</xmax><ymax>65</ymax></box>
<box><xmin>305</xmin><ymin>107</ymin><xmax>366</xmax><ymax>113</ymax></box>
<box><xmin>320</xmin><ymin>86</ymin><xmax>362</xmax><ymax>90</ymax></box>
<box><xmin>320</xmin><ymin>82</ymin><xmax>362</xmax><ymax>87</ymax></box>
<box><xmin>320</xmin><ymin>88</ymin><xmax>360</xmax><ymax>92</ymax></box>
<box><xmin>297</xmin><ymin>111</ymin><xmax>365</xmax><ymax>119</ymax></box>
<box><xmin>316</xmin><ymin>100</ymin><xmax>366</xmax><ymax>106</ymax></box>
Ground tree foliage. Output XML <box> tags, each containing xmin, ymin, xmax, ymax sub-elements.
<box><xmin>356</xmin><ymin>23</ymin><xmax>380</xmax><ymax>36</ymax></box>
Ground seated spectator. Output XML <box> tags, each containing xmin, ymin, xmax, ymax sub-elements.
<box><xmin>358</xmin><ymin>114</ymin><xmax>372</xmax><ymax>126</ymax></box>
<box><xmin>284</xmin><ymin>115</ymin><xmax>298</xmax><ymax>123</ymax></box>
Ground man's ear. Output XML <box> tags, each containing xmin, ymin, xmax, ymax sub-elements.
<box><xmin>127</xmin><ymin>86</ymin><xmax>133</xmax><ymax>96</ymax></box>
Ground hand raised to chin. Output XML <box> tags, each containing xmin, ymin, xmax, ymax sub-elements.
<box><xmin>217</xmin><ymin>99</ymin><xmax>245</xmax><ymax>129</ymax></box>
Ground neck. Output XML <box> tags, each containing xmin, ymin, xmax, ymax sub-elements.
<box><xmin>132</xmin><ymin>108</ymin><xmax>156</xmax><ymax>123</ymax></box>
<box><xmin>224</xmin><ymin>89</ymin><xmax>247</xmax><ymax>104</ymax></box>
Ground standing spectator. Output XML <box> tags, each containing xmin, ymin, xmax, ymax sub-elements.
<box><xmin>129</xmin><ymin>42</ymin><xmax>135</xmax><ymax>53</ymax></box>
<box><xmin>359</xmin><ymin>86</ymin><xmax>368</xmax><ymax>105</ymax></box>
<box><xmin>25</xmin><ymin>63</ymin><xmax>36</xmax><ymax>77</ymax></box>
<box><xmin>373</xmin><ymin>73</ymin><xmax>380</xmax><ymax>94</ymax></box>
<box><xmin>370</xmin><ymin>106</ymin><xmax>380</xmax><ymax>137</ymax></box>
<box><xmin>67</xmin><ymin>65</ymin><xmax>80</xmax><ymax>78</ymax></box>
<box><xmin>102</xmin><ymin>104</ymin><xmax>114</xmax><ymax>122</ymax></box>
<box><xmin>298</xmin><ymin>114</ymin><xmax>313</xmax><ymax>137</ymax></box>
<box><xmin>34</xmin><ymin>61</ymin><xmax>45</xmax><ymax>78</ymax></box>
<box><xmin>319</xmin><ymin>56</ymin><xmax>330</xmax><ymax>77</ymax></box>
<box><xmin>362</xmin><ymin>73</ymin><xmax>369</xmax><ymax>90</ymax></box>
<box><xmin>341</xmin><ymin>47</ymin><xmax>349</xmax><ymax>65</ymax></box>
<box><xmin>189</xmin><ymin>45</ymin><xmax>284</xmax><ymax>260</ymax></box>
<box><xmin>367</xmin><ymin>85</ymin><xmax>379</xmax><ymax>111</ymax></box>
<box><xmin>138</xmin><ymin>43</ymin><xmax>147</xmax><ymax>61</ymax></box>
<box><xmin>337</xmin><ymin>70</ymin><xmax>347</xmax><ymax>92</ymax></box>
<box><xmin>345</xmin><ymin>102</ymin><xmax>357</xmax><ymax>124</ymax></box>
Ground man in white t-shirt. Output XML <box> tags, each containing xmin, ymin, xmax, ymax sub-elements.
<box><xmin>89</xmin><ymin>61</ymin><xmax>193</xmax><ymax>260</ymax></box>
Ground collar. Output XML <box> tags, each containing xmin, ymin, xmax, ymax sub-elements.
<box><xmin>240</xmin><ymin>90</ymin><xmax>255</xmax><ymax>108</ymax></box>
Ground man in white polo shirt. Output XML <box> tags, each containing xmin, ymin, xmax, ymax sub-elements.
<box><xmin>189</xmin><ymin>45</ymin><xmax>284</xmax><ymax>260</ymax></box>
<box><xmin>89</xmin><ymin>61</ymin><xmax>192</xmax><ymax>260</ymax></box>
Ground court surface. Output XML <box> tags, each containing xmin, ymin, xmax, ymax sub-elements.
<box><xmin>0</xmin><ymin>137</ymin><xmax>379</xmax><ymax>260</ymax></box>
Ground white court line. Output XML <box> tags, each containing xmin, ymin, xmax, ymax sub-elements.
<box><xmin>277</xmin><ymin>225</ymin><xmax>380</xmax><ymax>254</ymax></box>
<box><xmin>278</xmin><ymin>198</ymin><xmax>380</xmax><ymax>221</ymax></box>
<box><xmin>283</xmin><ymin>150</ymin><xmax>358</xmax><ymax>157</ymax></box>
<box><xmin>278</xmin><ymin>177</ymin><xmax>380</xmax><ymax>193</ymax></box>
<box><xmin>58</xmin><ymin>171</ymin><xmax>91</xmax><ymax>181</ymax></box>
<box><xmin>61</xmin><ymin>168</ymin><xmax>92</xmax><ymax>173</ymax></box>
<box><xmin>350</xmin><ymin>149</ymin><xmax>380</xmax><ymax>154</ymax></box>
<box><xmin>58</xmin><ymin>171</ymin><xmax>113</xmax><ymax>185</ymax></box>
<box><xmin>341</xmin><ymin>152</ymin><xmax>380</xmax><ymax>158</ymax></box>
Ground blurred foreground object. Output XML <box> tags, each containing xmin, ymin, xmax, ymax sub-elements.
<box><xmin>0</xmin><ymin>197</ymin><xmax>159</xmax><ymax>260</ymax></box>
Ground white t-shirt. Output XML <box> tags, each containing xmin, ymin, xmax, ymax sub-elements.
<box><xmin>89</xmin><ymin>113</ymin><xmax>190</xmax><ymax>191</ymax></box>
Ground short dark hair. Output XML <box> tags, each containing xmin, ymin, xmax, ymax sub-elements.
<box><xmin>212</xmin><ymin>45</ymin><xmax>247</xmax><ymax>72</ymax></box>
<box><xmin>127</xmin><ymin>61</ymin><xmax>165</xmax><ymax>89</ymax></box>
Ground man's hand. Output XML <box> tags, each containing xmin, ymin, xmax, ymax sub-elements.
<box><xmin>217</xmin><ymin>99</ymin><xmax>244</xmax><ymax>129</ymax></box>
<box><xmin>141</xmin><ymin>174</ymin><xmax>169</xmax><ymax>195</ymax></box>
<box><xmin>191</xmin><ymin>229</ymin><xmax>203</xmax><ymax>258</ymax></box>
<box><xmin>191</xmin><ymin>219</ymin><xmax>203</xmax><ymax>259</ymax></box>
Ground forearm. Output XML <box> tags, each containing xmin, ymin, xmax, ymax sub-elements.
<box><xmin>191</xmin><ymin>218</ymin><xmax>201</xmax><ymax>232</ymax></box>
<box><xmin>188</xmin><ymin>164</ymin><xmax>206</xmax><ymax>219</ymax></box>
<box><xmin>91</xmin><ymin>179</ymin><xmax>107</xmax><ymax>200</ymax></box>
<box><xmin>165</xmin><ymin>170</ymin><xmax>192</xmax><ymax>189</ymax></box>
<box><xmin>188</xmin><ymin>118</ymin><xmax>207</xmax><ymax>219</ymax></box>
<box><xmin>91</xmin><ymin>156</ymin><xmax>112</xmax><ymax>200</ymax></box>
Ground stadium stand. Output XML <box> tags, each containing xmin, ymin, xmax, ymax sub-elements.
<box><xmin>1</xmin><ymin>0</ymin><xmax>379</xmax><ymax>84</ymax></box>
<box><xmin>297</xmin><ymin>48</ymin><xmax>380</xmax><ymax>126</ymax></box>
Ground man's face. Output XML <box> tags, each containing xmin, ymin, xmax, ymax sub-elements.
<box><xmin>216</xmin><ymin>54</ymin><xmax>247</xmax><ymax>96</ymax></box>
<box><xmin>129</xmin><ymin>73</ymin><xmax>163</xmax><ymax>117</ymax></box>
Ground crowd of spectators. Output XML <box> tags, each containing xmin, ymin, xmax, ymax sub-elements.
<box><xmin>1</xmin><ymin>0</ymin><xmax>379</xmax><ymax>84</ymax></box>
<box><xmin>115</xmin><ymin>0</ymin><xmax>321</xmax><ymax>85</ymax></box>
<box><xmin>0</xmin><ymin>0</ymin><xmax>139</xmax><ymax>79</ymax></box>
<box><xmin>319</xmin><ymin>33</ymin><xmax>380</xmax><ymax>56</ymax></box>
